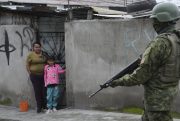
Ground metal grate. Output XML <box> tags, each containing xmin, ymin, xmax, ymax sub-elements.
<box><xmin>39</xmin><ymin>32</ymin><xmax>65</xmax><ymax>66</ymax></box>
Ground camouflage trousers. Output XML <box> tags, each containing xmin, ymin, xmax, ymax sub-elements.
<box><xmin>141</xmin><ymin>110</ymin><xmax>173</xmax><ymax>121</ymax></box>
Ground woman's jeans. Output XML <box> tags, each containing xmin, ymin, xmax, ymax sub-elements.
<box><xmin>30</xmin><ymin>73</ymin><xmax>46</xmax><ymax>110</ymax></box>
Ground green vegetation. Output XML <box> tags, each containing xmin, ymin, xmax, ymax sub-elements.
<box><xmin>121</xmin><ymin>106</ymin><xmax>180</xmax><ymax>119</ymax></box>
<box><xmin>95</xmin><ymin>106</ymin><xmax>180</xmax><ymax>119</ymax></box>
<box><xmin>0</xmin><ymin>98</ymin><xmax>12</xmax><ymax>105</ymax></box>
<box><xmin>121</xmin><ymin>106</ymin><xmax>143</xmax><ymax>115</ymax></box>
<box><xmin>172</xmin><ymin>112</ymin><xmax>180</xmax><ymax>119</ymax></box>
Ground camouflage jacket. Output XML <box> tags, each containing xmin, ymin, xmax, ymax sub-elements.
<box><xmin>111</xmin><ymin>26</ymin><xmax>180</xmax><ymax>111</ymax></box>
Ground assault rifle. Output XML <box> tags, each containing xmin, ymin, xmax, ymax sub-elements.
<box><xmin>89</xmin><ymin>55</ymin><xmax>141</xmax><ymax>98</ymax></box>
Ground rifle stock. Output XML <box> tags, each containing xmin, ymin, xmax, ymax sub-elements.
<box><xmin>89</xmin><ymin>56</ymin><xmax>141</xmax><ymax>98</ymax></box>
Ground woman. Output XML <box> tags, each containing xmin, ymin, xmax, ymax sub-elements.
<box><xmin>26</xmin><ymin>42</ymin><xmax>46</xmax><ymax>113</ymax></box>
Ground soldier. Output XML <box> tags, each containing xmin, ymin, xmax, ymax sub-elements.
<box><xmin>109</xmin><ymin>2</ymin><xmax>180</xmax><ymax>121</ymax></box>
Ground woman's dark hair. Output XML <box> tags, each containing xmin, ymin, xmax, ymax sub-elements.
<box><xmin>33</xmin><ymin>42</ymin><xmax>41</xmax><ymax>47</ymax></box>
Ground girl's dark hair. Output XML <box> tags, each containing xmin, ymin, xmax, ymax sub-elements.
<box><xmin>47</xmin><ymin>56</ymin><xmax>55</xmax><ymax>61</ymax></box>
<box><xmin>33</xmin><ymin>42</ymin><xmax>41</xmax><ymax>47</ymax></box>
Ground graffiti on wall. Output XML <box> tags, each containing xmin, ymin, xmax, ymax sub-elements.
<box><xmin>0</xmin><ymin>30</ymin><xmax>16</xmax><ymax>65</ymax></box>
<box><xmin>0</xmin><ymin>27</ymin><xmax>35</xmax><ymax>65</ymax></box>
<box><xmin>16</xmin><ymin>27</ymin><xmax>35</xmax><ymax>56</ymax></box>
<box><xmin>123</xmin><ymin>21</ymin><xmax>156</xmax><ymax>64</ymax></box>
<box><xmin>0</xmin><ymin>13</ymin><xmax>36</xmax><ymax>65</ymax></box>
<box><xmin>124</xmin><ymin>22</ymin><xmax>155</xmax><ymax>54</ymax></box>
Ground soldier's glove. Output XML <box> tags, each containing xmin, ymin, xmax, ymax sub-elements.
<box><xmin>100</xmin><ymin>83</ymin><xmax>109</xmax><ymax>88</ymax></box>
<box><xmin>109</xmin><ymin>81</ymin><xmax>117</xmax><ymax>88</ymax></box>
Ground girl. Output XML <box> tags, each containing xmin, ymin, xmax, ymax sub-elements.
<box><xmin>44</xmin><ymin>56</ymin><xmax>65</xmax><ymax>114</ymax></box>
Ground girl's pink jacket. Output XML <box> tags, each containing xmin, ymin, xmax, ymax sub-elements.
<box><xmin>44</xmin><ymin>64</ymin><xmax>65</xmax><ymax>87</ymax></box>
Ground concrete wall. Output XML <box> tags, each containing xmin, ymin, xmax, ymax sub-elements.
<box><xmin>65</xmin><ymin>19</ymin><xmax>180</xmax><ymax>112</ymax></box>
<box><xmin>0</xmin><ymin>13</ymin><xmax>36</xmax><ymax>107</ymax></box>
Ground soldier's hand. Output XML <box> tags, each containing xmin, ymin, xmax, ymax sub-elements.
<box><xmin>100</xmin><ymin>83</ymin><xmax>109</xmax><ymax>88</ymax></box>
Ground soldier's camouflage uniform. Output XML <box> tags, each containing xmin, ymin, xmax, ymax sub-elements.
<box><xmin>110</xmin><ymin>25</ymin><xmax>180</xmax><ymax>121</ymax></box>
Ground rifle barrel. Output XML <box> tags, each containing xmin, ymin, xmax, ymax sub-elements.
<box><xmin>89</xmin><ymin>88</ymin><xmax>103</xmax><ymax>98</ymax></box>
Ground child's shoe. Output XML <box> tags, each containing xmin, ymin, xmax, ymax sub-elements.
<box><xmin>52</xmin><ymin>108</ymin><xmax>57</xmax><ymax>112</ymax></box>
<box><xmin>46</xmin><ymin>109</ymin><xmax>52</xmax><ymax>114</ymax></box>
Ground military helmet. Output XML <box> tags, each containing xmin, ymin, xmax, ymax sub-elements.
<box><xmin>150</xmin><ymin>2</ymin><xmax>180</xmax><ymax>22</ymax></box>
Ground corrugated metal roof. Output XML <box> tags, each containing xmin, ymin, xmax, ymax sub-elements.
<box><xmin>92</xmin><ymin>6</ymin><xmax>133</xmax><ymax>19</ymax></box>
<box><xmin>0</xmin><ymin>0</ymin><xmax>146</xmax><ymax>7</ymax></box>
<box><xmin>93</xmin><ymin>14</ymin><xmax>133</xmax><ymax>19</ymax></box>
<box><xmin>92</xmin><ymin>6</ymin><xmax>127</xmax><ymax>15</ymax></box>
<box><xmin>0</xmin><ymin>0</ymin><xmax>66</xmax><ymax>5</ymax></box>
